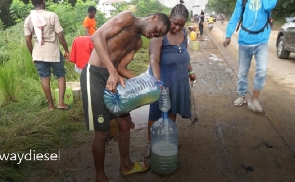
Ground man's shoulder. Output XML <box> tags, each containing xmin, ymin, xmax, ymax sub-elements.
<box><xmin>83</xmin><ymin>16</ymin><xmax>91</xmax><ymax>22</ymax></box>
<box><xmin>24</xmin><ymin>15</ymin><xmax>31</xmax><ymax>22</ymax></box>
<box><xmin>115</xmin><ymin>11</ymin><xmax>134</xmax><ymax>20</ymax></box>
<box><xmin>39</xmin><ymin>10</ymin><xmax>57</xmax><ymax>17</ymax></box>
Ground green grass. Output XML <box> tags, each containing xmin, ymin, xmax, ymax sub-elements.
<box><xmin>129</xmin><ymin>49</ymin><xmax>150</xmax><ymax>75</ymax></box>
<box><xmin>0</xmin><ymin>98</ymin><xmax>86</xmax><ymax>181</ymax></box>
<box><xmin>0</xmin><ymin>3</ymin><xmax>152</xmax><ymax>179</ymax></box>
<box><xmin>0</xmin><ymin>65</ymin><xmax>17</xmax><ymax>105</ymax></box>
<box><xmin>0</xmin><ymin>46</ymin><xmax>149</xmax><ymax>181</ymax></box>
<box><xmin>0</xmin><ymin>15</ymin><xmax>150</xmax><ymax>179</ymax></box>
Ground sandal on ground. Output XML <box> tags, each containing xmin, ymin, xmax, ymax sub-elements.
<box><xmin>58</xmin><ymin>105</ymin><xmax>72</xmax><ymax>110</ymax></box>
<box><xmin>121</xmin><ymin>161</ymin><xmax>149</xmax><ymax>175</ymax></box>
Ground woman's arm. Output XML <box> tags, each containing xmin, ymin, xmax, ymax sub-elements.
<box><xmin>149</xmin><ymin>37</ymin><xmax>163</xmax><ymax>81</ymax></box>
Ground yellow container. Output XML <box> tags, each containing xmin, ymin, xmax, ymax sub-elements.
<box><xmin>191</xmin><ymin>41</ymin><xmax>200</xmax><ymax>51</ymax></box>
<box><xmin>190</xmin><ymin>31</ymin><xmax>197</xmax><ymax>41</ymax></box>
<box><xmin>55</xmin><ymin>87</ymin><xmax>74</xmax><ymax>106</ymax></box>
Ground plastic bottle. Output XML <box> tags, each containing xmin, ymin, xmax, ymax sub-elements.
<box><xmin>150</xmin><ymin>87</ymin><xmax>179</xmax><ymax>175</ymax></box>
<box><xmin>158</xmin><ymin>87</ymin><xmax>171</xmax><ymax>112</ymax></box>
<box><xmin>103</xmin><ymin>72</ymin><xmax>162</xmax><ymax>115</ymax></box>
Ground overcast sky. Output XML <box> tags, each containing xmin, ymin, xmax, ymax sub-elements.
<box><xmin>158</xmin><ymin>0</ymin><xmax>209</xmax><ymax>10</ymax></box>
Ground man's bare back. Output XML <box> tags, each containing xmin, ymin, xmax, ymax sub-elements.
<box><xmin>88</xmin><ymin>10</ymin><xmax>170</xmax><ymax>91</ymax></box>
<box><xmin>89</xmin><ymin>11</ymin><xmax>141</xmax><ymax>71</ymax></box>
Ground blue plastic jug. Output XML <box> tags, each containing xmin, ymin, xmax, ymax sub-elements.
<box><xmin>150</xmin><ymin>87</ymin><xmax>179</xmax><ymax>174</ymax></box>
<box><xmin>103</xmin><ymin>72</ymin><xmax>162</xmax><ymax>115</ymax></box>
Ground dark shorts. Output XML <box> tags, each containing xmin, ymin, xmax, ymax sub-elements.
<box><xmin>199</xmin><ymin>23</ymin><xmax>204</xmax><ymax>35</ymax></box>
<box><xmin>34</xmin><ymin>52</ymin><xmax>65</xmax><ymax>78</ymax></box>
<box><xmin>80</xmin><ymin>64</ymin><xmax>129</xmax><ymax>131</ymax></box>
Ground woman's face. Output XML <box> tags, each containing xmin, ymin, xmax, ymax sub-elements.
<box><xmin>170</xmin><ymin>16</ymin><xmax>187</xmax><ymax>33</ymax></box>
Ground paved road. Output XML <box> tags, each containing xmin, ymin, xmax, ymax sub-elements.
<box><xmin>207</xmin><ymin>21</ymin><xmax>295</xmax><ymax>160</ymax></box>
<box><xmin>213</xmin><ymin>21</ymin><xmax>295</xmax><ymax>91</ymax></box>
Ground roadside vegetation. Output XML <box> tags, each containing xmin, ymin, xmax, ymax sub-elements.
<box><xmin>0</xmin><ymin>0</ymin><xmax>171</xmax><ymax>181</ymax></box>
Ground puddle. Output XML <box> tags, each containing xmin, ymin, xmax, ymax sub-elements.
<box><xmin>130</xmin><ymin>105</ymin><xmax>149</xmax><ymax>132</ymax></box>
<box><xmin>208</xmin><ymin>53</ymin><xmax>222</xmax><ymax>62</ymax></box>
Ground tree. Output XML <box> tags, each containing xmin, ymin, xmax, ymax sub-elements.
<box><xmin>206</xmin><ymin>0</ymin><xmax>295</xmax><ymax>22</ymax></box>
<box><xmin>0</xmin><ymin>0</ymin><xmax>13</xmax><ymax>27</ymax></box>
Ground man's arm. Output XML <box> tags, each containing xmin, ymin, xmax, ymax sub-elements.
<box><xmin>83</xmin><ymin>18</ymin><xmax>91</xmax><ymax>36</ymax></box>
<box><xmin>52</xmin><ymin>13</ymin><xmax>70</xmax><ymax>59</ymax></box>
<box><xmin>149</xmin><ymin>37</ymin><xmax>163</xmax><ymax>81</ymax></box>
<box><xmin>117</xmin><ymin>38</ymin><xmax>141</xmax><ymax>79</ymax></box>
<box><xmin>223</xmin><ymin>0</ymin><xmax>243</xmax><ymax>47</ymax></box>
<box><xmin>225</xmin><ymin>0</ymin><xmax>243</xmax><ymax>38</ymax></box>
<box><xmin>57</xmin><ymin>32</ymin><xmax>69</xmax><ymax>60</ymax></box>
<box><xmin>84</xmin><ymin>27</ymin><xmax>90</xmax><ymax>36</ymax></box>
<box><xmin>262</xmin><ymin>0</ymin><xmax>277</xmax><ymax>11</ymax></box>
<box><xmin>117</xmin><ymin>50</ymin><xmax>137</xmax><ymax>79</ymax></box>
<box><xmin>25</xmin><ymin>35</ymin><xmax>33</xmax><ymax>55</ymax></box>
<box><xmin>91</xmin><ymin>12</ymin><xmax>134</xmax><ymax>75</ymax></box>
<box><xmin>57</xmin><ymin>32</ymin><xmax>69</xmax><ymax>53</ymax></box>
<box><xmin>24</xmin><ymin>17</ymin><xmax>33</xmax><ymax>56</ymax></box>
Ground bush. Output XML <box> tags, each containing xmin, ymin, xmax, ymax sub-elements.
<box><xmin>9</xmin><ymin>0</ymin><xmax>33</xmax><ymax>23</ymax></box>
<box><xmin>9</xmin><ymin>0</ymin><xmax>106</xmax><ymax>34</ymax></box>
<box><xmin>131</xmin><ymin>0</ymin><xmax>171</xmax><ymax>17</ymax></box>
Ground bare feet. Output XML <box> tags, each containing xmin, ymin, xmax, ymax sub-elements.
<box><xmin>119</xmin><ymin>161</ymin><xmax>134</xmax><ymax>173</ymax></box>
<box><xmin>48</xmin><ymin>107</ymin><xmax>54</xmax><ymax>111</ymax></box>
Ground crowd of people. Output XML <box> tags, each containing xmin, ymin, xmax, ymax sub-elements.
<box><xmin>24</xmin><ymin>0</ymin><xmax>277</xmax><ymax>181</ymax></box>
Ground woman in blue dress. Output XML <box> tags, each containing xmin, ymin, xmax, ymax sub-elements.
<box><xmin>146</xmin><ymin>4</ymin><xmax>196</xmax><ymax>157</ymax></box>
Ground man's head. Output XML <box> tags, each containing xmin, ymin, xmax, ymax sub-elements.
<box><xmin>141</xmin><ymin>13</ymin><xmax>171</xmax><ymax>38</ymax></box>
<box><xmin>180</xmin><ymin>0</ymin><xmax>184</xmax><ymax>4</ymax></box>
<box><xmin>32</xmin><ymin>0</ymin><xmax>45</xmax><ymax>8</ymax></box>
<box><xmin>170</xmin><ymin>4</ymin><xmax>189</xmax><ymax>33</ymax></box>
<box><xmin>88</xmin><ymin>6</ymin><xmax>97</xmax><ymax>19</ymax></box>
<box><xmin>201</xmin><ymin>12</ymin><xmax>204</xmax><ymax>15</ymax></box>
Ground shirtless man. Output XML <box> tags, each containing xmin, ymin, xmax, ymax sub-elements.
<box><xmin>80</xmin><ymin>11</ymin><xmax>171</xmax><ymax>181</ymax></box>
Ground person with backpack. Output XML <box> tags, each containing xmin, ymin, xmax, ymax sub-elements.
<box><xmin>223</xmin><ymin>0</ymin><xmax>277</xmax><ymax>113</ymax></box>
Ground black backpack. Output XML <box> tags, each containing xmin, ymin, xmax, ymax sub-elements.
<box><xmin>236</xmin><ymin>0</ymin><xmax>270</xmax><ymax>34</ymax></box>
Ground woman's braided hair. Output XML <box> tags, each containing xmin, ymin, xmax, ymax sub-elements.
<box><xmin>170</xmin><ymin>4</ymin><xmax>189</xmax><ymax>20</ymax></box>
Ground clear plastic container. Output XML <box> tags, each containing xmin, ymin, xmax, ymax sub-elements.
<box><xmin>158</xmin><ymin>87</ymin><xmax>171</xmax><ymax>112</ymax></box>
<box><xmin>150</xmin><ymin>87</ymin><xmax>178</xmax><ymax>175</ymax></box>
<box><xmin>103</xmin><ymin>72</ymin><xmax>162</xmax><ymax>115</ymax></box>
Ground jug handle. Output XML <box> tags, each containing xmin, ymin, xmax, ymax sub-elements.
<box><xmin>104</xmin><ymin>88</ymin><xmax>119</xmax><ymax>100</ymax></box>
